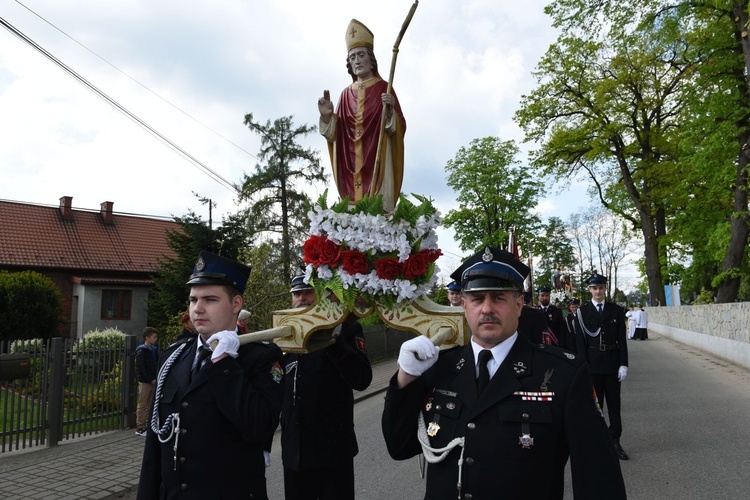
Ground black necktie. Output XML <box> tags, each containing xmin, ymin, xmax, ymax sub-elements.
<box><xmin>597</xmin><ymin>303</ymin><xmax>603</xmax><ymax>316</ymax></box>
<box><xmin>191</xmin><ymin>347</ymin><xmax>212</xmax><ymax>381</ymax></box>
<box><xmin>477</xmin><ymin>350</ymin><xmax>493</xmax><ymax>395</ymax></box>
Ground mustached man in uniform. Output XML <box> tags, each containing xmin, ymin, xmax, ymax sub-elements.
<box><xmin>281</xmin><ymin>273</ymin><xmax>372</xmax><ymax>499</ymax></box>
<box><xmin>137</xmin><ymin>251</ymin><xmax>284</xmax><ymax>499</ymax></box>
<box><xmin>571</xmin><ymin>273</ymin><xmax>630</xmax><ymax>460</ymax></box>
<box><xmin>381</xmin><ymin>247</ymin><xmax>626</xmax><ymax>499</ymax></box>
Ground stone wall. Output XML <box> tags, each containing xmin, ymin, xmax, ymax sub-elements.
<box><xmin>647</xmin><ymin>303</ymin><xmax>750</xmax><ymax>370</ymax></box>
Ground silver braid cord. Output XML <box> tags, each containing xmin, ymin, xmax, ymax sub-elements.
<box><xmin>417</xmin><ymin>412</ymin><xmax>466</xmax><ymax>497</ymax></box>
<box><xmin>150</xmin><ymin>343</ymin><xmax>187</xmax><ymax>442</ymax></box>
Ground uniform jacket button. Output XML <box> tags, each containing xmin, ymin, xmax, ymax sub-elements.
<box><xmin>180</xmin><ymin>428</ymin><xmax>187</xmax><ymax>435</ymax></box>
<box><xmin>463</xmin><ymin>494</ymin><xmax>473</xmax><ymax>499</ymax></box>
<box><xmin>179</xmin><ymin>457</ymin><xmax>186</xmax><ymax>464</ymax></box>
<box><xmin>465</xmin><ymin>457</ymin><xmax>474</xmax><ymax>465</ymax></box>
<box><xmin>181</xmin><ymin>401</ymin><xmax>189</xmax><ymax>408</ymax></box>
<box><xmin>467</xmin><ymin>422</ymin><xmax>476</xmax><ymax>430</ymax></box>
<box><xmin>223</xmin><ymin>369</ymin><xmax>230</xmax><ymax>375</ymax></box>
<box><xmin>180</xmin><ymin>483</ymin><xmax>188</xmax><ymax>491</ymax></box>
<box><xmin>522</xmin><ymin>413</ymin><xmax>529</xmax><ymax>420</ymax></box>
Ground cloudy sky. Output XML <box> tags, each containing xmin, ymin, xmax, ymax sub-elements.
<box><xmin>1</xmin><ymin>0</ymin><xmax>628</xmax><ymax>285</ymax></box>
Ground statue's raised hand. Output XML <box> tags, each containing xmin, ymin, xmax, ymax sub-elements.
<box><xmin>318</xmin><ymin>90</ymin><xmax>333</xmax><ymax>123</ymax></box>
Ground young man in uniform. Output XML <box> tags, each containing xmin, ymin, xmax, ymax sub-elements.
<box><xmin>137</xmin><ymin>251</ymin><xmax>284</xmax><ymax>499</ymax></box>
<box><xmin>446</xmin><ymin>281</ymin><xmax>462</xmax><ymax>307</ymax></box>
<box><xmin>281</xmin><ymin>273</ymin><xmax>372</xmax><ymax>499</ymax></box>
<box><xmin>381</xmin><ymin>247</ymin><xmax>626</xmax><ymax>499</ymax></box>
<box><xmin>536</xmin><ymin>285</ymin><xmax>567</xmax><ymax>348</ymax></box>
<box><xmin>572</xmin><ymin>273</ymin><xmax>630</xmax><ymax>460</ymax></box>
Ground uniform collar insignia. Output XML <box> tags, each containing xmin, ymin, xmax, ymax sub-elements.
<box><xmin>513</xmin><ymin>361</ymin><xmax>527</xmax><ymax>375</ymax></box>
<box><xmin>455</xmin><ymin>358</ymin><xmax>465</xmax><ymax>372</ymax></box>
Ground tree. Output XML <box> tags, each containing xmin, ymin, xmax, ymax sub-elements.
<box><xmin>241</xmin><ymin>114</ymin><xmax>328</xmax><ymax>281</ymax></box>
<box><xmin>566</xmin><ymin>207</ymin><xmax>637</xmax><ymax>300</ymax></box>
<box><xmin>533</xmin><ymin>1</ymin><xmax>750</xmax><ymax>302</ymax></box>
<box><xmin>516</xmin><ymin>11</ymin><xmax>696</xmax><ymax>306</ymax></box>
<box><xmin>442</xmin><ymin>137</ymin><xmax>544</xmax><ymax>253</ymax></box>
<box><xmin>240</xmin><ymin>242</ymin><xmax>291</xmax><ymax>333</ymax></box>
<box><xmin>0</xmin><ymin>271</ymin><xmax>62</xmax><ymax>341</ymax></box>
<box><xmin>534</xmin><ymin>216</ymin><xmax>576</xmax><ymax>289</ymax></box>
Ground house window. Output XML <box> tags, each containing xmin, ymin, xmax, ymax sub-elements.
<box><xmin>101</xmin><ymin>290</ymin><xmax>132</xmax><ymax>320</ymax></box>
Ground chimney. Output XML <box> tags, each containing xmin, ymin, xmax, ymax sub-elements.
<box><xmin>100</xmin><ymin>201</ymin><xmax>114</xmax><ymax>224</ymax></box>
<box><xmin>59</xmin><ymin>196</ymin><xmax>73</xmax><ymax>220</ymax></box>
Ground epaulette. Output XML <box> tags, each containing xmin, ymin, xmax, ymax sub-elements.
<box><xmin>533</xmin><ymin>343</ymin><xmax>579</xmax><ymax>364</ymax></box>
<box><xmin>165</xmin><ymin>335</ymin><xmax>195</xmax><ymax>352</ymax></box>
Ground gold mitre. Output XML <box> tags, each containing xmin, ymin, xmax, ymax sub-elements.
<box><xmin>345</xmin><ymin>19</ymin><xmax>374</xmax><ymax>52</ymax></box>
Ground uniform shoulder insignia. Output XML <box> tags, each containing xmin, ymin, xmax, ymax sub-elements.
<box><xmin>532</xmin><ymin>343</ymin><xmax>578</xmax><ymax>364</ymax></box>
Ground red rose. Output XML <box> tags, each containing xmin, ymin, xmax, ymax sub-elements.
<box><xmin>374</xmin><ymin>258</ymin><xmax>402</xmax><ymax>281</ymax></box>
<box><xmin>303</xmin><ymin>235</ymin><xmax>323</xmax><ymax>265</ymax></box>
<box><xmin>341</xmin><ymin>249</ymin><xmax>369</xmax><ymax>275</ymax></box>
<box><xmin>403</xmin><ymin>252</ymin><xmax>430</xmax><ymax>280</ymax></box>
<box><xmin>425</xmin><ymin>248</ymin><xmax>443</xmax><ymax>262</ymax></box>
<box><xmin>303</xmin><ymin>235</ymin><xmax>341</xmax><ymax>268</ymax></box>
<box><xmin>318</xmin><ymin>238</ymin><xmax>341</xmax><ymax>267</ymax></box>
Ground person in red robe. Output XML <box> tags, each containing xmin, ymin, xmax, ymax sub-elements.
<box><xmin>318</xmin><ymin>19</ymin><xmax>406</xmax><ymax>212</ymax></box>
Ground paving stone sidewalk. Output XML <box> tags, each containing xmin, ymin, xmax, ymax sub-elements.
<box><xmin>0</xmin><ymin>358</ymin><xmax>397</xmax><ymax>499</ymax></box>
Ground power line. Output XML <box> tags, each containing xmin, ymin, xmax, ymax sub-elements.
<box><xmin>0</xmin><ymin>14</ymin><xmax>240</xmax><ymax>194</ymax></box>
<box><xmin>14</xmin><ymin>0</ymin><xmax>260</xmax><ymax>164</ymax></box>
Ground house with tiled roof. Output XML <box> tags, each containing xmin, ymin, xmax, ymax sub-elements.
<box><xmin>0</xmin><ymin>196</ymin><xmax>179</xmax><ymax>338</ymax></box>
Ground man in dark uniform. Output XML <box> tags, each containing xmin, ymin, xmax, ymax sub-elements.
<box><xmin>446</xmin><ymin>280</ymin><xmax>463</xmax><ymax>307</ymax></box>
<box><xmin>565</xmin><ymin>297</ymin><xmax>581</xmax><ymax>350</ymax></box>
<box><xmin>281</xmin><ymin>273</ymin><xmax>373</xmax><ymax>499</ymax></box>
<box><xmin>571</xmin><ymin>273</ymin><xmax>629</xmax><ymax>460</ymax></box>
<box><xmin>138</xmin><ymin>252</ymin><xmax>284</xmax><ymax>499</ymax></box>
<box><xmin>381</xmin><ymin>247</ymin><xmax>626</xmax><ymax>499</ymax></box>
<box><xmin>517</xmin><ymin>304</ymin><xmax>552</xmax><ymax>345</ymax></box>
<box><xmin>536</xmin><ymin>285</ymin><xmax>567</xmax><ymax>349</ymax></box>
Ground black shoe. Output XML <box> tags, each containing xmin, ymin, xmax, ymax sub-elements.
<box><xmin>612</xmin><ymin>440</ymin><xmax>629</xmax><ymax>460</ymax></box>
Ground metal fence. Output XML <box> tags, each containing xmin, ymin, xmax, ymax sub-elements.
<box><xmin>0</xmin><ymin>336</ymin><xmax>137</xmax><ymax>453</ymax></box>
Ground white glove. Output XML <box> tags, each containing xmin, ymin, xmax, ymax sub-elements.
<box><xmin>618</xmin><ymin>366</ymin><xmax>628</xmax><ymax>382</ymax></box>
<box><xmin>263</xmin><ymin>450</ymin><xmax>271</xmax><ymax>468</ymax></box>
<box><xmin>207</xmin><ymin>330</ymin><xmax>240</xmax><ymax>360</ymax></box>
<box><xmin>398</xmin><ymin>336</ymin><xmax>440</xmax><ymax>377</ymax></box>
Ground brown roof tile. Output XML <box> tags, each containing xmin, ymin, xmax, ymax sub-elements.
<box><xmin>0</xmin><ymin>199</ymin><xmax>180</xmax><ymax>273</ymax></box>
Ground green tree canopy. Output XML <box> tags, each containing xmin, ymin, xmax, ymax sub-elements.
<box><xmin>0</xmin><ymin>271</ymin><xmax>62</xmax><ymax>341</ymax></box>
<box><xmin>442</xmin><ymin>137</ymin><xmax>544</xmax><ymax>253</ymax></box>
<box><xmin>528</xmin><ymin>0</ymin><xmax>749</xmax><ymax>304</ymax></box>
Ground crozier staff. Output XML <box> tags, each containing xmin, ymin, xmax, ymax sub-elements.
<box><xmin>381</xmin><ymin>247</ymin><xmax>626</xmax><ymax>499</ymax></box>
<box><xmin>137</xmin><ymin>251</ymin><xmax>284</xmax><ymax>499</ymax></box>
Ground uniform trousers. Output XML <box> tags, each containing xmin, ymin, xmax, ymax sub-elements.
<box><xmin>591</xmin><ymin>373</ymin><xmax>622</xmax><ymax>440</ymax></box>
<box><xmin>283</xmin><ymin>461</ymin><xmax>354</xmax><ymax>500</ymax></box>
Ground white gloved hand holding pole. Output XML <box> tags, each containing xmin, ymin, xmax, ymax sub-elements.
<box><xmin>398</xmin><ymin>335</ymin><xmax>440</xmax><ymax>377</ymax></box>
<box><xmin>207</xmin><ymin>330</ymin><xmax>240</xmax><ymax>361</ymax></box>
<box><xmin>618</xmin><ymin>366</ymin><xmax>628</xmax><ymax>382</ymax></box>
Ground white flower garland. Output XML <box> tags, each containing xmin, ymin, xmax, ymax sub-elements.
<box><xmin>305</xmin><ymin>205</ymin><xmax>442</xmax><ymax>303</ymax></box>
